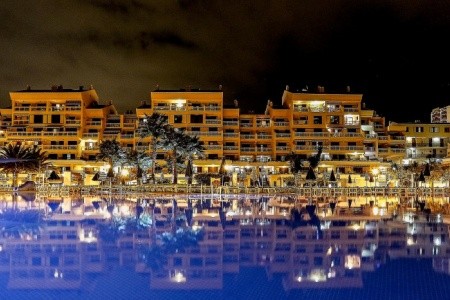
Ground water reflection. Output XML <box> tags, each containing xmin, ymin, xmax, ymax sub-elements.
<box><xmin>0</xmin><ymin>193</ymin><xmax>449</xmax><ymax>299</ymax></box>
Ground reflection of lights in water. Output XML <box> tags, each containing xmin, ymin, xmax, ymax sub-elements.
<box><xmin>192</xmin><ymin>225</ymin><xmax>202</xmax><ymax>231</ymax></box>
<box><xmin>79</xmin><ymin>229</ymin><xmax>97</xmax><ymax>243</ymax></box>
<box><xmin>434</xmin><ymin>237</ymin><xmax>441</xmax><ymax>246</ymax></box>
<box><xmin>327</xmin><ymin>268</ymin><xmax>336</xmax><ymax>278</ymax></box>
<box><xmin>308</xmin><ymin>269</ymin><xmax>327</xmax><ymax>282</ymax></box>
<box><xmin>352</xmin><ymin>224</ymin><xmax>360</xmax><ymax>230</ymax></box>
<box><xmin>0</xmin><ymin>245</ymin><xmax>2</xmax><ymax>251</ymax></box>
<box><xmin>407</xmin><ymin>237</ymin><xmax>415</xmax><ymax>245</ymax></box>
<box><xmin>53</xmin><ymin>269</ymin><xmax>63</xmax><ymax>278</ymax></box>
<box><xmin>170</xmin><ymin>270</ymin><xmax>186</xmax><ymax>283</ymax></box>
<box><xmin>345</xmin><ymin>255</ymin><xmax>361</xmax><ymax>269</ymax></box>
<box><xmin>296</xmin><ymin>275</ymin><xmax>302</xmax><ymax>282</ymax></box>
<box><xmin>326</xmin><ymin>246</ymin><xmax>332</xmax><ymax>255</ymax></box>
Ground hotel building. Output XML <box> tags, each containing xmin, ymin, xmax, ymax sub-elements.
<box><xmin>0</xmin><ymin>84</ymin><xmax>449</xmax><ymax>187</ymax></box>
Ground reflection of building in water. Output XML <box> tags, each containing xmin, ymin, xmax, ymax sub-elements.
<box><xmin>0</xmin><ymin>214</ymin><xmax>106</xmax><ymax>290</ymax></box>
<box><xmin>1</xmin><ymin>201</ymin><xmax>450</xmax><ymax>292</ymax></box>
<box><xmin>146</xmin><ymin>206</ymin><xmax>224</xmax><ymax>290</ymax></box>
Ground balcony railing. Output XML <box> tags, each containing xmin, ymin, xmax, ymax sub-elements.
<box><xmin>223</xmin><ymin>132</ymin><xmax>239</xmax><ymax>138</ymax></box>
<box><xmin>294</xmin><ymin>132</ymin><xmax>329</xmax><ymax>138</ymax></box>
<box><xmin>224</xmin><ymin>146</ymin><xmax>238</xmax><ymax>151</ymax></box>
<box><xmin>83</xmin><ymin>133</ymin><xmax>99</xmax><ymax>138</ymax></box>
<box><xmin>223</xmin><ymin>121</ymin><xmax>239</xmax><ymax>126</ymax></box>
<box><xmin>86</xmin><ymin>121</ymin><xmax>102</xmax><ymax>126</ymax></box>
<box><xmin>42</xmin><ymin>145</ymin><xmax>78</xmax><ymax>150</ymax></box>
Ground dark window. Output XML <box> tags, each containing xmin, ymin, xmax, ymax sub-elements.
<box><xmin>34</xmin><ymin>115</ymin><xmax>43</xmax><ymax>124</ymax></box>
<box><xmin>51</xmin><ymin>115</ymin><xmax>61</xmax><ymax>124</ymax></box>
<box><xmin>174</xmin><ymin>115</ymin><xmax>182</xmax><ymax>123</ymax></box>
<box><xmin>190</xmin><ymin>115</ymin><xmax>203</xmax><ymax>123</ymax></box>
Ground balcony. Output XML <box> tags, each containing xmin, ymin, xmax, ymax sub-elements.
<box><xmin>83</xmin><ymin>133</ymin><xmax>99</xmax><ymax>139</ymax></box>
<box><xmin>344</xmin><ymin>121</ymin><xmax>360</xmax><ymax>126</ymax></box>
<box><xmin>205</xmin><ymin>145</ymin><xmax>222</xmax><ymax>151</ymax></box>
<box><xmin>331</xmin><ymin>133</ymin><xmax>364</xmax><ymax>138</ymax></box>
<box><xmin>223</xmin><ymin>121</ymin><xmax>239</xmax><ymax>126</ymax></box>
<box><xmin>42</xmin><ymin>131</ymin><xmax>78</xmax><ymax>137</ymax></box>
<box><xmin>224</xmin><ymin>146</ymin><xmax>238</xmax><ymax>151</ymax></box>
<box><xmin>293</xmin><ymin>120</ymin><xmax>308</xmax><ymax>125</ymax></box>
<box><xmin>65</xmin><ymin>120</ymin><xmax>81</xmax><ymax>125</ymax></box>
<box><xmin>185</xmin><ymin>131</ymin><xmax>221</xmax><ymax>137</ymax></box>
<box><xmin>205</xmin><ymin>120</ymin><xmax>221</xmax><ymax>125</ymax></box>
<box><xmin>294</xmin><ymin>132</ymin><xmax>329</xmax><ymax>138</ymax></box>
<box><xmin>66</xmin><ymin>106</ymin><xmax>81</xmax><ymax>111</ymax></box>
<box><xmin>103</xmin><ymin>133</ymin><xmax>119</xmax><ymax>139</ymax></box>
<box><xmin>7</xmin><ymin>132</ymin><xmax>42</xmax><ymax>138</ymax></box>
<box><xmin>154</xmin><ymin>105</ymin><xmax>170</xmax><ymax>111</ymax></box>
<box><xmin>241</xmin><ymin>134</ymin><xmax>255</xmax><ymax>140</ymax></box>
<box><xmin>223</xmin><ymin>132</ymin><xmax>239</xmax><ymax>138</ymax></box>
<box><xmin>42</xmin><ymin>145</ymin><xmax>78</xmax><ymax>151</ymax></box>
<box><xmin>274</xmin><ymin>122</ymin><xmax>289</xmax><ymax>127</ymax></box>
<box><xmin>275</xmin><ymin>133</ymin><xmax>290</xmax><ymax>138</ymax></box>
<box><xmin>329</xmin><ymin>146</ymin><xmax>364</xmax><ymax>151</ymax></box>
<box><xmin>105</xmin><ymin>123</ymin><xmax>121</xmax><ymax>128</ymax></box>
<box><xmin>295</xmin><ymin>145</ymin><xmax>318</xmax><ymax>151</ymax></box>
<box><xmin>276</xmin><ymin>146</ymin><xmax>289</xmax><ymax>151</ymax></box>
<box><xmin>120</xmin><ymin>134</ymin><xmax>135</xmax><ymax>139</ymax></box>
<box><xmin>86</xmin><ymin>121</ymin><xmax>102</xmax><ymax>126</ymax></box>
<box><xmin>122</xmin><ymin>122</ymin><xmax>136</xmax><ymax>128</ymax></box>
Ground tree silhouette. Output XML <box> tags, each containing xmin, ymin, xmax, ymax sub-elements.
<box><xmin>137</xmin><ymin>113</ymin><xmax>169</xmax><ymax>183</ymax></box>
<box><xmin>0</xmin><ymin>143</ymin><xmax>50</xmax><ymax>188</ymax></box>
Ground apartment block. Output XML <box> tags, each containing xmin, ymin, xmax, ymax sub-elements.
<box><xmin>1</xmin><ymin>84</ymin><xmax>448</xmax><ymax>186</ymax></box>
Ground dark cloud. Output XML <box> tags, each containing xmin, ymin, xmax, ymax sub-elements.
<box><xmin>0</xmin><ymin>1</ymin><xmax>449</xmax><ymax>122</ymax></box>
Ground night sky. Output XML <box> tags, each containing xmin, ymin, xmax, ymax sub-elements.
<box><xmin>1</xmin><ymin>0</ymin><xmax>450</xmax><ymax>123</ymax></box>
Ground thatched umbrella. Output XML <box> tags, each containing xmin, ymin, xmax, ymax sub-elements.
<box><xmin>47</xmin><ymin>170</ymin><xmax>60</xmax><ymax>181</ymax></box>
<box><xmin>92</xmin><ymin>172</ymin><xmax>100</xmax><ymax>181</ymax></box>
<box><xmin>306</xmin><ymin>167</ymin><xmax>316</xmax><ymax>181</ymax></box>
<box><xmin>329</xmin><ymin>170</ymin><xmax>336</xmax><ymax>182</ymax></box>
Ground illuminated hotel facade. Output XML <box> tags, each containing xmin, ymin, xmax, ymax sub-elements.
<box><xmin>1</xmin><ymin>84</ymin><xmax>450</xmax><ymax>186</ymax></box>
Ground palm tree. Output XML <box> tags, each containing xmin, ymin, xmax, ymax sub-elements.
<box><xmin>308</xmin><ymin>145</ymin><xmax>323</xmax><ymax>170</ymax></box>
<box><xmin>161</xmin><ymin>127</ymin><xmax>199</xmax><ymax>184</ymax></box>
<box><xmin>137</xmin><ymin>113</ymin><xmax>168</xmax><ymax>183</ymax></box>
<box><xmin>96</xmin><ymin>139</ymin><xmax>126</xmax><ymax>178</ymax></box>
<box><xmin>0</xmin><ymin>143</ymin><xmax>50</xmax><ymax>189</ymax></box>
<box><xmin>124</xmin><ymin>149</ymin><xmax>152</xmax><ymax>184</ymax></box>
<box><xmin>286</xmin><ymin>152</ymin><xmax>303</xmax><ymax>174</ymax></box>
